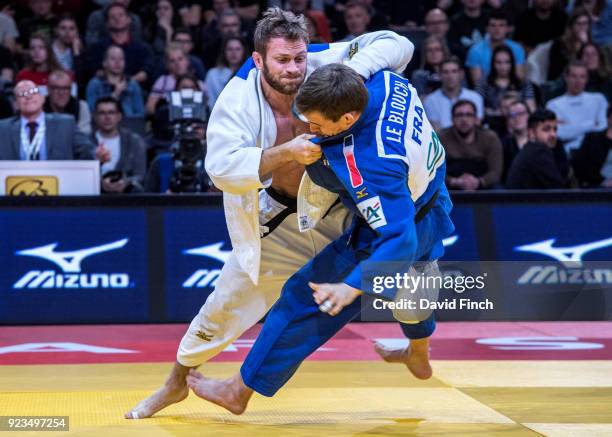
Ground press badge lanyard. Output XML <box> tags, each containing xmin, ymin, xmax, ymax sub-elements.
<box><xmin>20</xmin><ymin>123</ymin><xmax>46</xmax><ymax>160</ymax></box>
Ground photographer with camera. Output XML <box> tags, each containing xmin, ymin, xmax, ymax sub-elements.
<box><xmin>145</xmin><ymin>80</ymin><xmax>212</xmax><ymax>193</ymax></box>
<box><xmin>93</xmin><ymin>96</ymin><xmax>147</xmax><ymax>193</ymax></box>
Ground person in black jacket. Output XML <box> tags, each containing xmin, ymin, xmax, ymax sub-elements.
<box><xmin>572</xmin><ymin>105</ymin><xmax>612</xmax><ymax>188</ymax></box>
<box><xmin>506</xmin><ymin>109</ymin><xmax>569</xmax><ymax>189</ymax></box>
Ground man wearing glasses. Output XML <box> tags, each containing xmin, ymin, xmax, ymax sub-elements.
<box><xmin>439</xmin><ymin>99</ymin><xmax>502</xmax><ymax>191</ymax></box>
<box><xmin>43</xmin><ymin>70</ymin><xmax>92</xmax><ymax>135</ymax></box>
<box><xmin>0</xmin><ymin>80</ymin><xmax>95</xmax><ymax>161</ymax></box>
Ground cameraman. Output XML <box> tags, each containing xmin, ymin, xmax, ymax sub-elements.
<box><xmin>93</xmin><ymin>96</ymin><xmax>147</xmax><ymax>193</ymax></box>
<box><xmin>145</xmin><ymin>76</ymin><xmax>213</xmax><ymax>193</ymax></box>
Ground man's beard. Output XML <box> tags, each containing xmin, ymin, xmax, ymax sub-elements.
<box><xmin>455</xmin><ymin>126</ymin><xmax>474</xmax><ymax>139</ymax></box>
<box><xmin>262</xmin><ymin>63</ymin><xmax>304</xmax><ymax>95</ymax></box>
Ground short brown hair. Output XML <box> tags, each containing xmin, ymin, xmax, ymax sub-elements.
<box><xmin>296</xmin><ymin>64</ymin><xmax>368</xmax><ymax>122</ymax></box>
<box><xmin>254</xmin><ymin>7</ymin><xmax>309</xmax><ymax>56</ymax></box>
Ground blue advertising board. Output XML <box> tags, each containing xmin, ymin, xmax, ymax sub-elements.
<box><xmin>164</xmin><ymin>209</ymin><xmax>231</xmax><ymax>321</ymax></box>
<box><xmin>0</xmin><ymin>210</ymin><xmax>149</xmax><ymax>323</ymax></box>
<box><xmin>0</xmin><ymin>193</ymin><xmax>610</xmax><ymax>323</ymax></box>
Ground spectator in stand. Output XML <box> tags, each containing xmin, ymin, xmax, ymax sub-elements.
<box><xmin>448</xmin><ymin>0</ymin><xmax>489</xmax><ymax>61</ymax></box>
<box><xmin>178</xmin><ymin>0</ymin><xmax>204</xmax><ymax>30</ymax></box>
<box><xmin>18</xmin><ymin>0</ymin><xmax>57</xmax><ymax>47</ymax></box>
<box><xmin>0</xmin><ymin>41</ymin><xmax>15</xmax><ymax>82</ymax></box>
<box><xmin>172</xmin><ymin>28</ymin><xmax>206</xmax><ymax>81</ymax></box>
<box><xmin>424</xmin><ymin>8</ymin><xmax>462</xmax><ymax>60</ymax></box>
<box><xmin>0</xmin><ymin>91</ymin><xmax>13</xmax><ymax>119</ymax></box>
<box><xmin>514</xmin><ymin>0</ymin><xmax>568</xmax><ymax>52</ymax></box>
<box><xmin>85</xmin><ymin>0</ymin><xmax>142</xmax><ymax>47</ymax></box>
<box><xmin>0</xmin><ymin>1</ymin><xmax>19</xmax><ymax>52</ymax></box>
<box><xmin>303</xmin><ymin>14</ymin><xmax>324</xmax><ymax>43</ymax></box>
<box><xmin>339</xmin><ymin>2</ymin><xmax>371</xmax><ymax>42</ymax></box>
<box><xmin>16</xmin><ymin>34</ymin><xmax>64</xmax><ymax>94</ymax></box>
<box><xmin>351</xmin><ymin>0</ymin><xmax>389</xmax><ymax>31</ymax></box>
<box><xmin>476</xmin><ymin>45</ymin><xmax>535</xmax><ymax>128</ymax></box>
<box><xmin>411</xmin><ymin>35</ymin><xmax>449</xmax><ymax>97</ymax></box>
<box><xmin>0</xmin><ymin>80</ymin><xmax>94</xmax><ymax>160</ymax></box>
<box><xmin>44</xmin><ymin>70</ymin><xmax>91</xmax><ymax>134</ymax></box>
<box><xmin>206</xmin><ymin>36</ymin><xmax>247</xmax><ymax>112</ymax></box>
<box><xmin>501</xmin><ymin>100</ymin><xmax>530</xmax><ymax>183</ymax></box>
<box><xmin>546</xmin><ymin>60</ymin><xmax>608</xmax><ymax>153</ymax></box>
<box><xmin>51</xmin><ymin>16</ymin><xmax>83</xmax><ymax>74</ymax></box>
<box><xmin>92</xmin><ymin>96</ymin><xmax>146</xmax><ymax>193</ymax></box>
<box><xmin>439</xmin><ymin>99</ymin><xmax>503</xmax><ymax>190</ymax></box>
<box><xmin>87</xmin><ymin>46</ymin><xmax>143</xmax><ymax>117</ymax></box>
<box><xmin>200</xmin><ymin>8</ymin><xmax>245</xmax><ymax>70</ymax></box>
<box><xmin>286</xmin><ymin>0</ymin><xmax>331</xmax><ymax>43</ymax></box>
<box><xmin>86</xmin><ymin>45</ymin><xmax>144</xmax><ymax>117</ymax></box>
<box><xmin>548</xmin><ymin>8</ymin><xmax>591</xmax><ymax>80</ymax></box>
<box><xmin>572</xmin><ymin>105</ymin><xmax>612</xmax><ymax>188</ymax></box>
<box><xmin>144</xmin><ymin>0</ymin><xmax>181</xmax><ymax>56</ymax></box>
<box><xmin>578</xmin><ymin>0</ymin><xmax>612</xmax><ymax>57</ymax></box>
<box><xmin>506</xmin><ymin>109</ymin><xmax>569</xmax><ymax>189</ymax></box>
<box><xmin>146</xmin><ymin>44</ymin><xmax>205</xmax><ymax>115</ymax></box>
<box><xmin>466</xmin><ymin>10</ymin><xmax>526</xmax><ymax>85</ymax></box>
<box><xmin>85</xmin><ymin>3</ymin><xmax>154</xmax><ymax>86</ymax></box>
<box><xmin>423</xmin><ymin>57</ymin><xmax>484</xmax><ymax>130</ymax></box>
<box><xmin>578</xmin><ymin>41</ymin><xmax>612</xmax><ymax>101</ymax></box>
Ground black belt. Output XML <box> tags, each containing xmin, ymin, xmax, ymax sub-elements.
<box><xmin>261</xmin><ymin>187</ymin><xmax>297</xmax><ymax>238</ymax></box>
<box><xmin>414</xmin><ymin>189</ymin><xmax>439</xmax><ymax>224</ymax></box>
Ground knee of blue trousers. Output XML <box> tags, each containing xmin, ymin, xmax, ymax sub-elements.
<box><xmin>399</xmin><ymin>312</ymin><xmax>435</xmax><ymax>339</ymax></box>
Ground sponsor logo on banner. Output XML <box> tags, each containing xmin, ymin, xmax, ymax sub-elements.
<box><xmin>6</xmin><ymin>176</ymin><xmax>58</xmax><ymax>196</ymax></box>
<box><xmin>182</xmin><ymin>242</ymin><xmax>231</xmax><ymax>288</ymax></box>
<box><xmin>514</xmin><ymin>237</ymin><xmax>612</xmax><ymax>285</ymax></box>
<box><xmin>13</xmin><ymin>239</ymin><xmax>131</xmax><ymax>289</ymax></box>
<box><xmin>357</xmin><ymin>196</ymin><xmax>387</xmax><ymax>229</ymax></box>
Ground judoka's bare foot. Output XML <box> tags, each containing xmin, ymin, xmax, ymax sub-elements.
<box><xmin>374</xmin><ymin>338</ymin><xmax>433</xmax><ymax>380</ymax></box>
<box><xmin>125</xmin><ymin>362</ymin><xmax>190</xmax><ymax>419</ymax></box>
<box><xmin>186</xmin><ymin>369</ymin><xmax>253</xmax><ymax>415</ymax></box>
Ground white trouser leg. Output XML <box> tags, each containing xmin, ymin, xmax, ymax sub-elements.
<box><xmin>177</xmin><ymin>197</ymin><xmax>351</xmax><ymax>367</ymax></box>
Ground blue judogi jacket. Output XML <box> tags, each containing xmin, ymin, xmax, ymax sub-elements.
<box><xmin>306</xmin><ymin>70</ymin><xmax>455</xmax><ymax>298</ymax></box>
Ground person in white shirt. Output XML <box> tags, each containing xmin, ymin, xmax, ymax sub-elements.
<box><xmin>546</xmin><ymin>60</ymin><xmax>609</xmax><ymax>153</ymax></box>
<box><xmin>423</xmin><ymin>57</ymin><xmax>484</xmax><ymax>130</ymax></box>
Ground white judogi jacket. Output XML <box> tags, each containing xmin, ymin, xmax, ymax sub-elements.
<box><xmin>205</xmin><ymin>31</ymin><xmax>414</xmax><ymax>284</ymax></box>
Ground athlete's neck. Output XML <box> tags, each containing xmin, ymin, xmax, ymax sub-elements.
<box><xmin>261</xmin><ymin>77</ymin><xmax>294</xmax><ymax>115</ymax></box>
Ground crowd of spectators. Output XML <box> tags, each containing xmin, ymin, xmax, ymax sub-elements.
<box><xmin>0</xmin><ymin>0</ymin><xmax>610</xmax><ymax>193</ymax></box>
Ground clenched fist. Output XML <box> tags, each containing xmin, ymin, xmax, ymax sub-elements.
<box><xmin>284</xmin><ymin>133</ymin><xmax>322</xmax><ymax>165</ymax></box>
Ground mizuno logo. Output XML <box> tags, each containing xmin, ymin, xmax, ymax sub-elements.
<box><xmin>13</xmin><ymin>239</ymin><xmax>131</xmax><ymax>289</ymax></box>
<box><xmin>183</xmin><ymin>242</ymin><xmax>231</xmax><ymax>264</ymax></box>
<box><xmin>182</xmin><ymin>242</ymin><xmax>231</xmax><ymax>288</ymax></box>
<box><xmin>195</xmin><ymin>330</ymin><xmax>214</xmax><ymax>342</ymax></box>
<box><xmin>16</xmin><ymin>239</ymin><xmax>129</xmax><ymax>273</ymax></box>
<box><xmin>515</xmin><ymin>237</ymin><xmax>612</xmax><ymax>266</ymax></box>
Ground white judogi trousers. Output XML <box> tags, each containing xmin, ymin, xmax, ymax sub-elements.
<box><xmin>177</xmin><ymin>189</ymin><xmax>351</xmax><ymax>367</ymax></box>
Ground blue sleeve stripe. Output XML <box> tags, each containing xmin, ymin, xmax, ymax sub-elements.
<box><xmin>236</xmin><ymin>58</ymin><xmax>256</xmax><ymax>80</ymax></box>
<box><xmin>308</xmin><ymin>43</ymin><xmax>330</xmax><ymax>53</ymax></box>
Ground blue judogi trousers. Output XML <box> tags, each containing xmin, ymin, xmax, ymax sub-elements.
<box><xmin>240</xmin><ymin>221</ymin><xmax>436</xmax><ymax>397</ymax></box>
